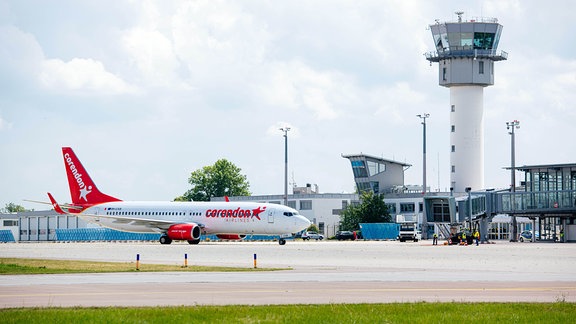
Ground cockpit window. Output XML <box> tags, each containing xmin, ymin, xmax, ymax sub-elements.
<box><xmin>283</xmin><ymin>211</ymin><xmax>299</xmax><ymax>217</ymax></box>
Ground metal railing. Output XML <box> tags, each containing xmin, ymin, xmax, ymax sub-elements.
<box><xmin>425</xmin><ymin>49</ymin><xmax>508</xmax><ymax>61</ymax></box>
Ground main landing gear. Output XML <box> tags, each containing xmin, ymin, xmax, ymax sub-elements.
<box><xmin>278</xmin><ymin>238</ymin><xmax>286</xmax><ymax>245</ymax></box>
<box><xmin>160</xmin><ymin>235</ymin><xmax>201</xmax><ymax>245</ymax></box>
<box><xmin>159</xmin><ymin>235</ymin><xmax>172</xmax><ymax>245</ymax></box>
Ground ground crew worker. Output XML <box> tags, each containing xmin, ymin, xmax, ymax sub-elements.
<box><xmin>433</xmin><ymin>233</ymin><xmax>438</xmax><ymax>245</ymax></box>
<box><xmin>461</xmin><ymin>231</ymin><xmax>467</xmax><ymax>246</ymax></box>
<box><xmin>474</xmin><ymin>230</ymin><xmax>480</xmax><ymax>246</ymax></box>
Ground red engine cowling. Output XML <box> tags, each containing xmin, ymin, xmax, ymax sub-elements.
<box><xmin>167</xmin><ymin>223</ymin><xmax>201</xmax><ymax>241</ymax></box>
<box><xmin>216</xmin><ymin>234</ymin><xmax>246</xmax><ymax>240</ymax></box>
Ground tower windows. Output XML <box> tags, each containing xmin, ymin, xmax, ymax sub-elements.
<box><xmin>451</xmin><ymin>125</ymin><xmax>455</xmax><ymax>132</ymax></box>
<box><xmin>451</xmin><ymin>105</ymin><xmax>455</xmax><ymax>112</ymax></box>
<box><xmin>442</xmin><ymin>67</ymin><xmax>447</xmax><ymax>81</ymax></box>
<box><xmin>451</xmin><ymin>145</ymin><xmax>455</xmax><ymax>152</ymax></box>
<box><xmin>479</xmin><ymin>61</ymin><xmax>484</xmax><ymax>74</ymax></box>
<box><xmin>451</xmin><ymin>165</ymin><xmax>456</xmax><ymax>173</ymax></box>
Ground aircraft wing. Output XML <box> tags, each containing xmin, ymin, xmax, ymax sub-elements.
<box><xmin>77</xmin><ymin>212</ymin><xmax>194</xmax><ymax>232</ymax></box>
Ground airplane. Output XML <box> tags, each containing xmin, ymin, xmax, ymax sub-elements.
<box><xmin>48</xmin><ymin>147</ymin><xmax>311</xmax><ymax>245</ymax></box>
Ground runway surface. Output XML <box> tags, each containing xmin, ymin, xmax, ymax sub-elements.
<box><xmin>1</xmin><ymin>240</ymin><xmax>575</xmax><ymax>307</ymax></box>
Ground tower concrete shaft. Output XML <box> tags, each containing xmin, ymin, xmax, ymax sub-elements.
<box><xmin>451</xmin><ymin>86</ymin><xmax>484</xmax><ymax>191</ymax></box>
<box><xmin>425</xmin><ymin>14</ymin><xmax>507</xmax><ymax>192</ymax></box>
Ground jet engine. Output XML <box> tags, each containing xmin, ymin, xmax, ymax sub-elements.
<box><xmin>166</xmin><ymin>223</ymin><xmax>201</xmax><ymax>241</ymax></box>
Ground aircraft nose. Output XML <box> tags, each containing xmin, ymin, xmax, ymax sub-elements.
<box><xmin>298</xmin><ymin>215</ymin><xmax>311</xmax><ymax>229</ymax></box>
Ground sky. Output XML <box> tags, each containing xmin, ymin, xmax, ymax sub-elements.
<box><xmin>1</xmin><ymin>0</ymin><xmax>575</xmax><ymax>210</ymax></box>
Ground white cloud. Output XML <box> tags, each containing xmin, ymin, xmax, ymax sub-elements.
<box><xmin>0</xmin><ymin>25</ymin><xmax>43</xmax><ymax>87</ymax></box>
<box><xmin>261</xmin><ymin>61</ymin><xmax>356</xmax><ymax>120</ymax></box>
<box><xmin>0</xmin><ymin>115</ymin><xmax>12</xmax><ymax>131</ymax></box>
<box><xmin>171</xmin><ymin>0</ymin><xmax>270</xmax><ymax>69</ymax></box>
<box><xmin>39</xmin><ymin>58</ymin><xmax>140</xmax><ymax>95</ymax></box>
<box><xmin>122</xmin><ymin>28</ymin><xmax>180</xmax><ymax>86</ymax></box>
<box><xmin>373</xmin><ymin>82</ymin><xmax>427</xmax><ymax>122</ymax></box>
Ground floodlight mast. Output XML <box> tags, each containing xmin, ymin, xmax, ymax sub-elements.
<box><xmin>280</xmin><ymin>127</ymin><xmax>291</xmax><ymax>206</ymax></box>
<box><xmin>417</xmin><ymin>114</ymin><xmax>430</xmax><ymax>195</ymax></box>
<box><xmin>506</xmin><ymin>120</ymin><xmax>520</xmax><ymax>193</ymax></box>
<box><xmin>417</xmin><ymin>113</ymin><xmax>430</xmax><ymax>240</ymax></box>
<box><xmin>506</xmin><ymin>120</ymin><xmax>520</xmax><ymax>242</ymax></box>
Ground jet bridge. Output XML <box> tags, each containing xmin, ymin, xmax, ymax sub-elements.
<box><xmin>423</xmin><ymin>191</ymin><xmax>501</xmax><ymax>243</ymax></box>
<box><xmin>424</xmin><ymin>189</ymin><xmax>576</xmax><ymax>242</ymax></box>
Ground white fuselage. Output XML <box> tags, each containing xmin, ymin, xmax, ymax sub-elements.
<box><xmin>80</xmin><ymin>201</ymin><xmax>311</xmax><ymax>235</ymax></box>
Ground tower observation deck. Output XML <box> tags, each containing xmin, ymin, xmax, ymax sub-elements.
<box><xmin>425</xmin><ymin>12</ymin><xmax>507</xmax><ymax>193</ymax></box>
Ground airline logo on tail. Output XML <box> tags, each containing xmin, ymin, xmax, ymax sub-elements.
<box><xmin>62</xmin><ymin>147</ymin><xmax>120</xmax><ymax>206</ymax></box>
<box><xmin>64</xmin><ymin>152</ymin><xmax>92</xmax><ymax>202</ymax></box>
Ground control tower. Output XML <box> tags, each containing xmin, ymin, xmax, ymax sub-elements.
<box><xmin>425</xmin><ymin>12</ymin><xmax>507</xmax><ymax>192</ymax></box>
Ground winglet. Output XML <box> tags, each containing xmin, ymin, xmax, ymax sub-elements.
<box><xmin>47</xmin><ymin>193</ymin><xmax>66</xmax><ymax>215</ymax></box>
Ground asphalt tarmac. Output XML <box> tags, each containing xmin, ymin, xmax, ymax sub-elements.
<box><xmin>1</xmin><ymin>240</ymin><xmax>575</xmax><ymax>307</ymax></box>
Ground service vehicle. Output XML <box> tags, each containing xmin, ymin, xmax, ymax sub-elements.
<box><xmin>302</xmin><ymin>231</ymin><xmax>324</xmax><ymax>240</ymax></box>
<box><xmin>335</xmin><ymin>231</ymin><xmax>355</xmax><ymax>240</ymax></box>
<box><xmin>397</xmin><ymin>222</ymin><xmax>421</xmax><ymax>242</ymax></box>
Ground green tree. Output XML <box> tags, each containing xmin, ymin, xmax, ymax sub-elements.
<box><xmin>359</xmin><ymin>191</ymin><xmax>392</xmax><ymax>223</ymax></box>
<box><xmin>1</xmin><ymin>203</ymin><xmax>27</xmax><ymax>213</ymax></box>
<box><xmin>339</xmin><ymin>191</ymin><xmax>391</xmax><ymax>231</ymax></box>
<box><xmin>175</xmin><ymin>159</ymin><xmax>251</xmax><ymax>202</ymax></box>
<box><xmin>339</xmin><ymin>203</ymin><xmax>363</xmax><ymax>231</ymax></box>
<box><xmin>306</xmin><ymin>224</ymin><xmax>319</xmax><ymax>233</ymax></box>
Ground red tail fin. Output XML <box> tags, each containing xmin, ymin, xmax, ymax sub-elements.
<box><xmin>62</xmin><ymin>147</ymin><xmax>121</xmax><ymax>205</ymax></box>
<box><xmin>47</xmin><ymin>192</ymin><xmax>66</xmax><ymax>214</ymax></box>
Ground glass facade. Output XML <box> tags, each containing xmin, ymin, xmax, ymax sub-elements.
<box><xmin>400</xmin><ymin>203</ymin><xmax>415</xmax><ymax>213</ymax></box>
<box><xmin>521</xmin><ymin>165</ymin><xmax>576</xmax><ymax>192</ymax></box>
<box><xmin>473</xmin><ymin>32</ymin><xmax>495</xmax><ymax>49</ymax></box>
<box><xmin>367</xmin><ymin>160</ymin><xmax>386</xmax><ymax>176</ymax></box>
<box><xmin>431</xmin><ymin>202</ymin><xmax>451</xmax><ymax>222</ymax></box>
<box><xmin>351</xmin><ymin>160</ymin><xmax>368</xmax><ymax>178</ymax></box>
<box><xmin>344</xmin><ymin>154</ymin><xmax>410</xmax><ymax>195</ymax></box>
<box><xmin>500</xmin><ymin>190</ymin><xmax>576</xmax><ymax>212</ymax></box>
<box><xmin>356</xmin><ymin>182</ymin><xmax>372</xmax><ymax>193</ymax></box>
<box><xmin>300</xmin><ymin>200</ymin><xmax>312</xmax><ymax>210</ymax></box>
<box><xmin>430</xmin><ymin>22</ymin><xmax>502</xmax><ymax>55</ymax></box>
<box><xmin>499</xmin><ymin>164</ymin><xmax>576</xmax><ymax>214</ymax></box>
<box><xmin>350</xmin><ymin>160</ymin><xmax>386</xmax><ymax>178</ymax></box>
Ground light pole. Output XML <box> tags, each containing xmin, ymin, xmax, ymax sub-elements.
<box><xmin>417</xmin><ymin>113</ymin><xmax>430</xmax><ymax>240</ymax></box>
<box><xmin>417</xmin><ymin>114</ymin><xmax>430</xmax><ymax>194</ymax></box>
<box><xmin>465</xmin><ymin>187</ymin><xmax>472</xmax><ymax>230</ymax></box>
<box><xmin>280</xmin><ymin>127</ymin><xmax>291</xmax><ymax>206</ymax></box>
<box><xmin>506</xmin><ymin>120</ymin><xmax>520</xmax><ymax>241</ymax></box>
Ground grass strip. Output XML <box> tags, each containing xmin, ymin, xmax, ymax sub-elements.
<box><xmin>0</xmin><ymin>303</ymin><xmax>574</xmax><ymax>323</ymax></box>
<box><xmin>0</xmin><ymin>258</ymin><xmax>287</xmax><ymax>274</ymax></box>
